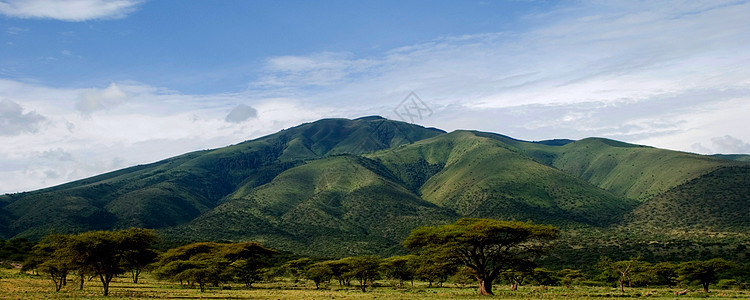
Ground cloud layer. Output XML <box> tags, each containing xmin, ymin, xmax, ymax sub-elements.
<box><xmin>0</xmin><ymin>0</ymin><xmax>142</xmax><ymax>21</ymax></box>
<box><xmin>0</xmin><ymin>99</ymin><xmax>46</xmax><ymax>136</ymax></box>
<box><xmin>1</xmin><ymin>0</ymin><xmax>750</xmax><ymax>194</ymax></box>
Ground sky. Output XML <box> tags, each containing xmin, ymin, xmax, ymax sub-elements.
<box><xmin>1</xmin><ymin>0</ymin><xmax>750</xmax><ymax>194</ymax></box>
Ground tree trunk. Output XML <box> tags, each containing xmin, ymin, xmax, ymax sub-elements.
<box><xmin>132</xmin><ymin>269</ymin><xmax>141</xmax><ymax>283</ymax></box>
<box><xmin>79</xmin><ymin>273</ymin><xmax>85</xmax><ymax>290</ymax></box>
<box><xmin>703</xmin><ymin>282</ymin><xmax>709</xmax><ymax>293</ymax></box>
<box><xmin>619</xmin><ymin>279</ymin><xmax>625</xmax><ymax>293</ymax></box>
<box><xmin>477</xmin><ymin>278</ymin><xmax>494</xmax><ymax>296</ymax></box>
<box><xmin>100</xmin><ymin>274</ymin><xmax>112</xmax><ymax>296</ymax></box>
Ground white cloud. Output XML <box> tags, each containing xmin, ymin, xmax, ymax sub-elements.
<box><xmin>710</xmin><ymin>135</ymin><xmax>750</xmax><ymax>154</ymax></box>
<box><xmin>0</xmin><ymin>98</ymin><xmax>46</xmax><ymax>136</ymax></box>
<box><xmin>75</xmin><ymin>83</ymin><xmax>127</xmax><ymax>115</ymax></box>
<box><xmin>225</xmin><ymin>104</ymin><xmax>258</xmax><ymax>123</ymax></box>
<box><xmin>0</xmin><ymin>0</ymin><xmax>142</xmax><ymax>21</ymax></box>
<box><xmin>2</xmin><ymin>0</ymin><xmax>750</xmax><ymax>193</ymax></box>
<box><xmin>6</xmin><ymin>26</ymin><xmax>28</xmax><ymax>34</ymax></box>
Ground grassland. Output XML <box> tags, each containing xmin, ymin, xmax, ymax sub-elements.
<box><xmin>1</xmin><ymin>269</ymin><xmax>748</xmax><ymax>299</ymax></box>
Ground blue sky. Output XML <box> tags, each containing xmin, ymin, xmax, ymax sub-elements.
<box><xmin>1</xmin><ymin>0</ymin><xmax>750</xmax><ymax>193</ymax></box>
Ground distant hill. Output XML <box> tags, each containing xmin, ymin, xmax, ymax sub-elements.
<box><xmin>712</xmin><ymin>154</ymin><xmax>750</xmax><ymax>162</ymax></box>
<box><xmin>1</xmin><ymin>116</ymin><xmax>747</xmax><ymax>258</ymax></box>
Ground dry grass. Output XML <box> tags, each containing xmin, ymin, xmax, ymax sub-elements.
<box><xmin>1</xmin><ymin>269</ymin><xmax>748</xmax><ymax>299</ymax></box>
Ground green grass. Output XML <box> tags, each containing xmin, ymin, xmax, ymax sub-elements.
<box><xmin>1</xmin><ymin>269</ymin><xmax>748</xmax><ymax>299</ymax></box>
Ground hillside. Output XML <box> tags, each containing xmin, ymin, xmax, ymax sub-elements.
<box><xmin>0</xmin><ymin>117</ymin><xmax>444</xmax><ymax>239</ymax></box>
<box><xmin>624</xmin><ymin>165</ymin><xmax>750</xmax><ymax>232</ymax></box>
<box><xmin>367</xmin><ymin>131</ymin><xmax>635</xmax><ymax>227</ymax></box>
<box><xmin>169</xmin><ymin>155</ymin><xmax>456</xmax><ymax>257</ymax></box>
<box><xmin>1</xmin><ymin>116</ymin><xmax>748</xmax><ymax>258</ymax></box>
<box><xmin>475</xmin><ymin>134</ymin><xmax>740</xmax><ymax>202</ymax></box>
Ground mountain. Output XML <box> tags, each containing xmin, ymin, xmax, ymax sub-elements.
<box><xmin>1</xmin><ymin>116</ymin><xmax>747</xmax><ymax>258</ymax></box>
<box><xmin>0</xmin><ymin>117</ymin><xmax>444</xmax><ymax>239</ymax></box>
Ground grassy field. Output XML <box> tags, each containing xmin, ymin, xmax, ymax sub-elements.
<box><xmin>2</xmin><ymin>269</ymin><xmax>749</xmax><ymax>299</ymax></box>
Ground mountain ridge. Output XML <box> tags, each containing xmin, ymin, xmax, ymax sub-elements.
<box><xmin>1</xmin><ymin>116</ymin><xmax>747</xmax><ymax>258</ymax></box>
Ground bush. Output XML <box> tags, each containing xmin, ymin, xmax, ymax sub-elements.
<box><xmin>717</xmin><ymin>279</ymin><xmax>739</xmax><ymax>290</ymax></box>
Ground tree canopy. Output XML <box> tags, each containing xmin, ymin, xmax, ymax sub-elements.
<box><xmin>404</xmin><ymin>218</ymin><xmax>558</xmax><ymax>295</ymax></box>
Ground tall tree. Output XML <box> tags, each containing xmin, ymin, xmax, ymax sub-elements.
<box><xmin>380</xmin><ymin>255</ymin><xmax>416</xmax><ymax>288</ymax></box>
<box><xmin>27</xmin><ymin>234</ymin><xmax>74</xmax><ymax>292</ymax></box>
<box><xmin>342</xmin><ymin>255</ymin><xmax>382</xmax><ymax>292</ymax></box>
<box><xmin>651</xmin><ymin>262</ymin><xmax>678</xmax><ymax>288</ymax></box>
<box><xmin>73</xmin><ymin>230</ymin><xmax>127</xmax><ymax>296</ymax></box>
<box><xmin>306</xmin><ymin>262</ymin><xmax>333</xmax><ymax>289</ymax></box>
<box><xmin>153</xmin><ymin>242</ymin><xmax>276</xmax><ymax>292</ymax></box>
<box><xmin>404</xmin><ymin>218</ymin><xmax>558</xmax><ymax>296</ymax></box>
<box><xmin>118</xmin><ymin>228</ymin><xmax>159</xmax><ymax>283</ymax></box>
<box><xmin>677</xmin><ymin>258</ymin><xmax>733</xmax><ymax>293</ymax></box>
<box><xmin>599</xmin><ymin>257</ymin><xmax>651</xmax><ymax>293</ymax></box>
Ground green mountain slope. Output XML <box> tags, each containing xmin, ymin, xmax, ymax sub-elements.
<box><xmin>368</xmin><ymin>131</ymin><xmax>636</xmax><ymax>227</ymax></box>
<box><xmin>1</xmin><ymin>116</ymin><xmax>748</xmax><ymax>257</ymax></box>
<box><xmin>168</xmin><ymin>155</ymin><xmax>456</xmax><ymax>257</ymax></box>
<box><xmin>474</xmin><ymin>134</ymin><xmax>741</xmax><ymax>202</ymax></box>
<box><xmin>712</xmin><ymin>154</ymin><xmax>750</xmax><ymax>162</ymax></box>
<box><xmin>0</xmin><ymin>117</ymin><xmax>444</xmax><ymax>239</ymax></box>
<box><xmin>624</xmin><ymin>165</ymin><xmax>750</xmax><ymax>232</ymax></box>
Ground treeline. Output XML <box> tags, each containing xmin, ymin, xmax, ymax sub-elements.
<box><xmin>8</xmin><ymin>219</ymin><xmax>750</xmax><ymax>296</ymax></box>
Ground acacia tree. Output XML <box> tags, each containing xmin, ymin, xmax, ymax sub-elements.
<box><xmin>26</xmin><ymin>234</ymin><xmax>74</xmax><ymax>291</ymax></box>
<box><xmin>73</xmin><ymin>230</ymin><xmax>130</xmax><ymax>296</ymax></box>
<box><xmin>651</xmin><ymin>262</ymin><xmax>678</xmax><ymax>288</ymax></box>
<box><xmin>306</xmin><ymin>262</ymin><xmax>333</xmax><ymax>289</ymax></box>
<box><xmin>342</xmin><ymin>255</ymin><xmax>382</xmax><ymax>292</ymax></box>
<box><xmin>322</xmin><ymin>259</ymin><xmax>352</xmax><ymax>287</ymax></box>
<box><xmin>677</xmin><ymin>258</ymin><xmax>733</xmax><ymax>293</ymax></box>
<box><xmin>404</xmin><ymin>218</ymin><xmax>559</xmax><ymax>296</ymax></box>
<box><xmin>153</xmin><ymin>242</ymin><xmax>276</xmax><ymax>292</ymax></box>
<box><xmin>599</xmin><ymin>257</ymin><xmax>651</xmax><ymax>293</ymax></box>
<box><xmin>413</xmin><ymin>252</ymin><xmax>456</xmax><ymax>287</ymax></box>
<box><xmin>380</xmin><ymin>255</ymin><xmax>416</xmax><ymax>288</ymax></box>
<box><xmin>118</xmin><ymin>228</ymin><xmax>159</xmax><ymax>283</ymax></box>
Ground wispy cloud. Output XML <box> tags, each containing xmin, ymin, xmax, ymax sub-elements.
<box><xmin>5</xmin><ymin>26</ymin><xmax>28</xmax><ymax>34</ymax></box>
<box><xmin>0</xmin><ymin>0</ymin><xmax>143</xmax><ymax>21</ymax></box>
<box><xmin>2</xmin><ymin>0</ymin><xmax>750</xmax><ymax>193</ymax></box>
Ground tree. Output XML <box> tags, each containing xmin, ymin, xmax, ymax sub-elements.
<box><xmin>233</xmin><ymin>256</ymin><xmax>271</xmax><ymax>287</ymax></box>
<box><xmin>412</xmin><ymin>252</ymin><xmax>455</xmax><ymax>287</ymax></box>
<box><xmin>118</xmin><ymin>228</ymin><xmax>159</xmax><ymax>283</ymax></box>
<box><xmin>404</xmin><ymin>218</ymin><xmax>558</xmax><ymax>295</ymax></box>
<box><xmin>342</xmin><ymin>255</ymin><xmax>381</xmax><ymax>292</ymax></box>
<box><xmin>599</xmin><ymin>257</ymin><xmax>651</xmax><ymax>293</ymax></box>
<box><xmin>306</xmin><ymin>262</ymin><xmax>333</xmax><ymax>289</ymax></box>
<box><xmin>501</xmin><ymin>259</ymin><xmax>535</xmax><ymax>291</ymax></box>
<box><xmin>24</xmin><ymin>229</ymin><xmax>159</xmax><ymax>295</ymax></box>
<box><xmin>651</xmin><ymin>262</ymin><xmax>677</xmax><ymax>288</ymax></box>
<box><xmin>557</xmin><ymin>269</ymin><xmax>584</xmax><ymax>288</ymax></box>
<box><xmin>73</xmin><ymin>230</ymin><xmax>128</xmax><ymax>296</ymax></box>
<box><xmin>283</xmin><ymin>258</ymin><xmax>312</xmax><ymax>283</ymax></box>
<box><xmin>153</xmin><ymin>242</ymin><xmax>276</xmax><ymax>292</ymax></box>
<box><xmin>26</xmin><ymin>234</ymin><xmax>74</xmax><ymax>292</ymax></box>
<box><xmin>677</xmin><ymin>258</ymin><xmax>733</xmax><ymax>293</ymax></box>
<box><xmin>529</xmin><ymin>267</ymin><xmax>557</xmax><ymax>286</ymax></box>
<box><xmin>322</xmin><ymin>259</ymin><xmax>352</xmax><ymax>287</ymax></box>
<box><xmin>380</xmin><ymin>255</ymin><xmax>415</xmax><ymax>288</ymax></box>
